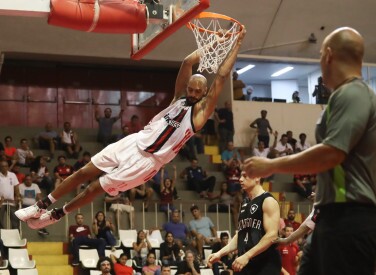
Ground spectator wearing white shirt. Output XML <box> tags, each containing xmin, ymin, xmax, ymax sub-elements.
<box><xmin>0</xmin><ymin>161</ymin><xmax>20</xmax><ymax>229</ymax></box>
<box><xmin>251</xmin><ymin>130</ymin><xmax>278</xmax><ymax>158</ymax></box>
<box><xmin>18</xmin><ymin>175</ymin><xmax>49</xmax><ymax>235</ymax></box>
<box><xmin>17</xmin><ymin>138</ymin><xmax>35</xmax><ymax>167</ymax></box>
<box><xmin>275</xmin><ymin>134</ymin><xmax>294</xmax><ymax>157</ymax></box>
<box><xmin>295</xmin><ymin>133</ymin><xmax>311</xmax><ymax>153</ymax></box>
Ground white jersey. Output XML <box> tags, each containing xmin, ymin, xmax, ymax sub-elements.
<box><xmin>137</xmin><ymin>98</ymin><xmax>195</xmax><ymax>163</ymax></box>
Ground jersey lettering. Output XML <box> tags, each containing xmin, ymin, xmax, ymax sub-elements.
<box><xmin>244</xmin><ymin>232</ymin><xmax>248</xmax><ymax>243</ymax></box>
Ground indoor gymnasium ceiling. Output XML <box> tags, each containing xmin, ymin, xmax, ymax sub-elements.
<box><xmin>0</xmin><ymin>0</ymin><xmax>375</xmax><ymax>67</ymax></box>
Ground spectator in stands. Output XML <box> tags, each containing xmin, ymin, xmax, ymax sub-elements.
<box><xmin>189</xmin><ymin>205</ymin><xmax>219</xmax><ymax>261</ymax></box>
<box><xmin>69</xmin><ymin>213</ymin><xmax>106</xmax><ymax>266</ymax></box>
<box><xmin>208</xmin><ymin>182</ymin><xmax>238</xmax><ymax>228</ymax></box>
<box><xmin>92</xmin><ymin>211</ymin><xmax>117</xmax><ymax>251</ymax></box>
<box><xmin>29</xmin><ymin>156</ymin><xmax>54</xmax><ymax>195</ymax></box>
<box><xmin>11</xmin><ymin>164</ymin><xmax>26</xmax><ymax>184</ymax></box>
<box><xmin>95</xmin><ymin>107</ymin><xmax>124</xmax><ymax>147</ymax></box>
<box><xmin>250</xmin><ymin>130</ymin><xmax>278</xmax><ymax>158</ymax></box>
<box><xmin>161</xmin><ymin>265</ymin><xmax>172</xmax><ymax>275</ymax></box>
<box><xmin>60</xmin><ymin>121</ymin><xmax>81</xmax><ymax>159</ymax></box>
<box><xmin>160</xmin><ymin>166</ymin><xmax>177</xmax><ymax>214</ymax></box>
<box><xmin>224</xmin><ymin>160</ymin><xmax>242</xmax><ymax>195</ymax></box>
<box><xmin>97</xmin><ymin>257</ymin><xmax>113</xmax><ymax>275</ymax></box>
<box><xmin>143</xmin><ymin>252</ymin><xmax>161</xmax><ymax>275</ymax></box>
<box><xmin>105</xmin><ymin>192</ymin><xmax>135</xmax><ymax>229</ymax></box>
<box><xmin>210</xmin><ymin>232</ymin><xmax>235</xmax><ymax>275</ymax></box>
<box><xmin>278</xmin><ymin>226</ymin><xmax>299</xmax><ymax>275</ymax></box>
<box><xmin>221</xmin><ymin>141</ymin><xmax>242</xmax><ymax>170</ymax></box>
<box><xmin>275</xmin><ymin>134</ymin><xmax>294</xmax><ymax>157</ymax></box>
<box><xmin>186</xmin><ymin>131</ymin><xmax>205</xmax><ymax>155</ymax></box>
<box><xmin>132</xmin><ymin>230</ymin><xmax>152</xmax><ymax>267</ymax></box>
<box><xmin>150</xmin><ymin>164</ymin><xmax>180</xmax><ymax>200</ymax></box>
<box><xmin>232</xmin><ymin>71</ymin><xmax>246</xmax><ymax>100</ymax></box>
<box><xmin>73</xmin><ymin>151</ymin><xmax>91</xmax><ymax>194</ymax></box>
<box><xmin>116</xmin><ymin>125</ymin><xmax>130</xmax><ymax>141</ymax></box>
<box><xmin>284</xmin><ymin>209</ymin><xmax>301</xmax><ymax>231</ymax></box>
<box><xmin>18</xmin><ymin>175</ymin><xmax>49</xmax><ymax>236</ymax></box>
<box><xmin>176</xmin><ymin>250</ymin><xmax>200</xmax><ymax>275</ymax></box>
<box><xmin>124</xmin><ymin>114</ymin><xmax>143</xmax><ymax>134</ymax></box>
<box><xmin>286</xmin><ymin>131</ymin><xmax>297</xmax><ymax>152</ymax></box>
<box><xmin>37</xmin><ymin>122</ymin><xmax>60</xmax><ymax>158</ymax></box>
<box><xmin>4</xmin><ymin>136</ymin><xmax>17</xmax><ymax>170</ymax></box>
<box><xmin>53</xmin><ymin>155</ymin><xmax>73</xmax><ymax>190</ymax></box>
<box><xmin>250</xmin><ymin>110</ymin><xmax>273</xmax><ymax>148</ymax></box>
<box><xmin>110</xmin><ymin>253</ymin><xmax>134</xmax><ymax>275</ymax></box>
<box><xmin>160</xmin><ymin>232</ymin><xmax>181</xmax><ymax>266</ymax></box>
<box><xmin>216</xmin><ymin>101</ymin><xmax>234</xmax><ymax>152</ymax></box>
<box><xmin>293</xmin><ymin>174</ymin><xmax>315</xmax><ymax>199</ymax></box>
<box><xmin>128</xmin><ymin>183</ymin><xmax>154</xmax><ymax>212</ymax></box>
<box><xmin>292</xmin><ymin>91</ymin><xmax>300</xmax><ymax>103</ymax></box>
<box><xmin>16</xmin><ymin>138</ymin><xmax>35</xmax><ymax>167</ymax></box>
<box><xmin>0</xmin><ymin>160</ymin><xmax>20</xmax><ymax>229</ymax></box>
<box><xmin>162</xmin><ymin>210</ymin><xmax>190</xmax><ymax>249</ymax></box>
<box><xmin>295</xmin><ymin>133</ymin><xmax>311</xmax><ymax>152</ymax></box>
<box><xmin>312</xmin><ymin>76</ymin><xmax>330</xmax><ymax>104</ymax></box>
<box><xmin>180</xmin><ymin>158</ymin><xmax>216</xmax><ymax>199</ymax></box>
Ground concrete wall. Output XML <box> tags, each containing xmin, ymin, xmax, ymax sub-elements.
<box><xmin>232</xmin><ymin>100</ymin><xmax>324</xmax><ymax>147</ymax></box>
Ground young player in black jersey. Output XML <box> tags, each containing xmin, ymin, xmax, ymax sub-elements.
<box><xmin>208</xmin><ymin>172</ymin><xmax>281</xmax><ymax>274</ymax></box>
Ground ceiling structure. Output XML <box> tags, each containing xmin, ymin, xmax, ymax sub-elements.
<box><xmin>0</xmin><ymin>0</ymin><xmax>376</xmax><ymax>71</ymax></box>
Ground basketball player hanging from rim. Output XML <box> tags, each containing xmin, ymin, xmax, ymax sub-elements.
<box><xmin>15</xmin><ymin>27</ymin><xmax>246</xmax><ymax>229</ymax></box>
<box><xmin>207</xmin><ymin>172</ymin><xmax>281</xmax><ymax>275</ymax></box>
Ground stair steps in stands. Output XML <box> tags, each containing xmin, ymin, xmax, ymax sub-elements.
<box><xmin>27</xmin><ymin>242</ymin><xmax>75</xmax><ymax>275</ymax></box>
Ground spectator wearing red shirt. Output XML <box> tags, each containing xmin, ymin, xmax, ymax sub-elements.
<box><xmin>278</xmin><ymin>226</ymin><xmax>299</xmax><ymax>275</ymax></box>
<box><xmin>69</xmin><ymin>213</ymin><xmax>105</xmax><ymax>266</ymax></box>
<box><xmin>224</xmin><ymin>158</ymin><xmax>241</xmax><ymax>195</ymax></box>
<box><xmin>4</xmin><ymin>136</ymin><xmax>17</xmax><ymax>170</ymax></box>
<box><xmin>110</xmin><ymin>253</ymin><xmax>134</xmax><ymax>275</ymax></box>
<box><xmin>54</xmin><ymin>155</ymin><xmax>73</xmax><ymax>190</ymax></box>
<box><xmin>293</xmin><ymin>174</ymin><xmax>315</xmax><ymax>199</ymax></box>
<box><xmin>12</xmin><ymin>164</ymin><xmax>26</xmax><ymax>184</ymax></box>
<box><xmin>284</xmin><ymin>209</ymin><xmax>301</xmax><ymax>231</ymax></box>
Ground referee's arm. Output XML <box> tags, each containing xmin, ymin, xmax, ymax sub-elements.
<box><xmin>244</xmin><ymin>197</ymin><xmax>280</xmax><ymax>259</ymax></box>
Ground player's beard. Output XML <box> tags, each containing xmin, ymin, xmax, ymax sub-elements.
<box><xmin>186</xmin><ymin>97</ymin><xmax>198</xmax><ymax>106</ymax></box>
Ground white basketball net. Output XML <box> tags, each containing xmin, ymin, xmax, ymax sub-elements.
<box><xmin>189</xmin><ymin>17</ymin><xmax>241</xmax><ymax>74</ymax></box>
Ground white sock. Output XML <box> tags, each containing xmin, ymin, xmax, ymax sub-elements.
<box><xmin>48</xmin><ymin>194</ymin><xmax>57</xmax><ymax>204</ymax></box>
<box><xmin>62</xmin><ymin>205</ymin><xmax>70</xmax><ymax>214</ymax></box>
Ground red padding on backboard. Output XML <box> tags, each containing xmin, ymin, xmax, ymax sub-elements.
<box><xmin>131</xmin><ymin>0</ymin><xmax>210</xmax><ymax>60</ymax></box>
<box><xmin>48</xmin><ymin>0</ymin><xmax>147</xmax><ymax>34</ymax></box>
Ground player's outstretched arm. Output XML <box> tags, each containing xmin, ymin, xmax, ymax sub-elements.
<box><xmin>207</xmin><ymin>232</ymin><xmax>239</xmax><ymax>264</ymax></box>
<box><xmin>172</xmin><ymin>49</ymin><xmax>202</xmax><ymax>104</ymax></box>
<box><xmin>273</xmin><ymin>223</ymin><xmax>311</xmax><ymax>245</ymax></box>
<box><xmin>194</xmin><ymin>27</ymin><xmax>246</xmax><ymax>130</ymax></box>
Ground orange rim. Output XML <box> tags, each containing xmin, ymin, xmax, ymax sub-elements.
<box><xmin>186</xmin><ymin>12</ymin><xmax>243</xmax><ymax>35</ymax></box>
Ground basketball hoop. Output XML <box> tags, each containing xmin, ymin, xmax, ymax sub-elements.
<box><xmin>187</xmin><ymin>12</ymin><xmax>243</xmax><ymax>74</ymax></box>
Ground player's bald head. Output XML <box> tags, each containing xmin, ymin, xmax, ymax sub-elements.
<box><xmin>189</xmin><ymin>74</ymin><xmax>207</xmax><ymax>87</ymax></box>
<box><xmin>323</xmin><ymin>27</ymin><xmax>364</xmax><ymax>65</ymax></box>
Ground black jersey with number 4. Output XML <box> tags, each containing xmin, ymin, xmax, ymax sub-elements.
<box><xmin>237</xmin><ymin>192</ymin><xmax>278</xmax><ymax>261</ymax></box>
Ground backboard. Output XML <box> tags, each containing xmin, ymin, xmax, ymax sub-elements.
<box><xmin>131</xmin><ymin>0</ymin><xmax>210</xmax><ymax>60</ymax></box>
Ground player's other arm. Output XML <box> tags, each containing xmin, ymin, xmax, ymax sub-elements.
<box><xmin>194</xmin><ymin>28</ymin><xmax>246</xmax><ymax>130</ymax></box>
<box><xmin>172</xmin><ymin>49</ymin><xmax>201</xmax><ymax>104</ymax></box>
<box><xmin>246</xmin><ymin>197</ymin><xmax>280</xmax><ymax>259</ymax></box>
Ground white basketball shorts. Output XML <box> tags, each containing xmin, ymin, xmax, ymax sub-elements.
<box><xmin>91</xmin><ymin>133</ymin><xmax>162</xmax><ymax>196</ymax></box>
